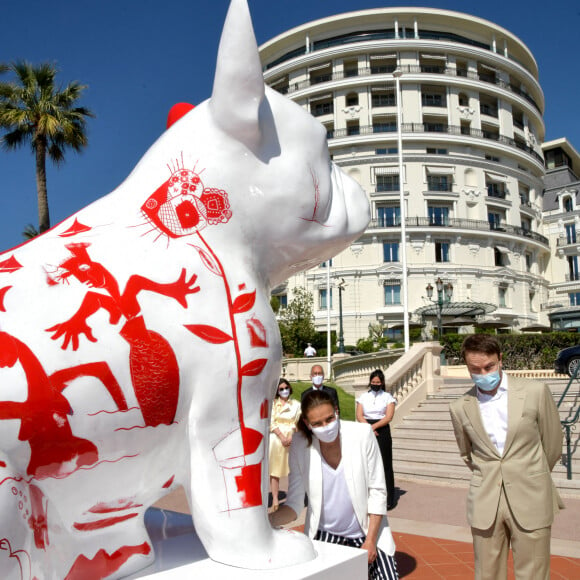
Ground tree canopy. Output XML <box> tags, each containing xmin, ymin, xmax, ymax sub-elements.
<box><xmin>278</xmin><ymin>287</ymin><xmax>317</xmax><ymax>356</ymax></box>
<box><xmin>0</xmin><ymin>61</ymin><xmax>94</xmax><ymax>234</ymax></box>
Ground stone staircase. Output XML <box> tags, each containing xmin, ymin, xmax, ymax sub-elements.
<box><xmin>392</xmin><ymin>376</ymin><xmax>580</xmax><ymax>498</ymax></box>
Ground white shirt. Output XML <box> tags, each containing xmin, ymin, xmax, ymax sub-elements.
<box><xmin>318</xmin><ymin>458</ymin><xmax>363</xmax><ymax>538</ymax></box>
<box><xmin>304</xmin><ymin>346</ymin><xmax>317</xmax><ymax>357</ymax></box>
<box><xmin>477</xmin><ymin>373</ymin><xmax>509</xmax><ymax>455</ymax></box>
<box><xmin>357</xmin><ymin>390</ymin><xmax>396</xmax><ymax>421</ymax></box>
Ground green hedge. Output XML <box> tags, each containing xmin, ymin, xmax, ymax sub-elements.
<box><xmin>290</xmin><ymin>381</ymin><xmax>356</xmax><ymax>421</ymax></box>
<box><xmin>440</xmin><ymin>332</ymin><xmax>580</xmax><ymax>370</ymax></box>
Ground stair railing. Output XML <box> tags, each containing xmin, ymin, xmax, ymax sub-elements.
<box><xmin>558</xmin><ymin>367</ymin><xmax>580</xmax><ymax>480</ymax></box>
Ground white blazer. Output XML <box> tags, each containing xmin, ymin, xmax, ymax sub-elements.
<box><xmin>285</xmin><ymin>420</ymin><xmax>396</xmax><ymax>556</ymax></box>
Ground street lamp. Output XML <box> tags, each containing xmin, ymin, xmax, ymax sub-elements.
<box><xmin>336</xmin><ymin>278</ymin><xmax>347</xmax><ymax>353</ymax></box>
<box><xmin>393</xmin><ymin>68</ymin><xmax>409</xmax><ymax>352</ymax></box>
<box><xmin>426</xmin><ymin>277</ymin><xmax>454</xmax><ymax>339</ymax></box>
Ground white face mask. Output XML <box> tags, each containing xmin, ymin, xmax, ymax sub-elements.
<box><xmin>278</xmin><ymin>388</ymin><xmax>290</xmax><ymax>399</ymax></box>
<box><xmin>311</xmin><ymin>416</ymin><xmax>340</xmax><ymax>443</ymax></box>
<box><xmin>312</xmin><ymin>375</ymin><xmax>324</xmax><ymax>387</ymax></box>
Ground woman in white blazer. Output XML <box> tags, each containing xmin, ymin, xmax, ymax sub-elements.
<box><xmin>270</xmin><ymin>389</ymin><xmax>398</xmax><ymax>580</ymax></box>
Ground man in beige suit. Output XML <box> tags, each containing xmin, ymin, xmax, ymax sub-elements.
<box><xmin>449</xmin><ymin>334</ymin><xmax>563</xmax><ymax>580</ymax></box>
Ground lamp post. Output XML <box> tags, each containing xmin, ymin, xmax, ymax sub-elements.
<box><xmin>393</xmin><ymin>68</ymin><xmax>409</xmax><ymax>352</ymax></box>
<box><xmin>426</xmin><ymin>277</ymin><xmax>454</xmax><ymax>339</ymax></box>
<box><xmin>336</xmin><ymin>278</ymin><xmax>347</xmax><ymax>353</ymax></box>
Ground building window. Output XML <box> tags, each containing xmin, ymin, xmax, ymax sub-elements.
<box><xmin>312</xmin><ymin>101</ymin><xmax>333</xmax><ymax>117</ymax></box>
<box><xmin>426</xmin><ymin>148</ymin><xmax>447</xmax><ymax>155</ymax></box>
<box><xmin>279</xmin><ymin>294</ymin><xmax>287</xmax><ymax>309</ymax></box>
<box><xmin>566</xmin><ymin>224</ymin><xmax>576</xmax><ymax>244</ymax></box>
<box><xmin>488</xmin><ymin>211</ymin><xmax>503</xmax><ymax>230</ymax></box>
<box><xmin>546</xmin><ymin>147</ymin><xmax>572</xmax><ymax>170</ymax></box>
<box><xmin>485</xmin><ymin>154</ymin><xmax>500</xmax><ymax>162</ymax></box>
<box><xmin>320</xmin><ymin>258</ymin><xmax>333</xmax><ymax>267</ymax></box>
<box><xmin>377</xmin><ymin>174</ymin><xmax>399</xmax><ymax>192</ymax></box>
<box><xmin>373</xmin><ymin>121</ymin><xmax>397</xmax><ymax>133</ymax></box>
<box><xmin>563</xmin><ymin>195</ymin><xmax>574</xmax><ymax>213</ymax></box>
<box><xmin>376</xmin><ymin>147</ymin><xmax>398</xmax><ymax>155</ymax></box>
<box><xmin>521</xmin><ymin>217</ymin><xmax>532</xmax><ymax>232</ymax></box>
<box><xmin>429</xmin><ymin>206</ymin><xmax>449</xmax><ymax>226</ymax></box>
<box><xmin>427</xmin><ymin>175</ymin><xmax>452</xmax><ymax>192</ymax></box>
<box><xmin>346</xmin><ymin>93</ymin><xmax>359</xmax><ymax>107</ymax></box>
<box><xmin>525</xmin><ymin>253</ymin><xmax>532</xmax><ymax>272</ymax></box>
<box><xmin>494</xmin><ymin>247</ymin><xmax>505</xmax><ymax>267</ymax></box>
<box><xmin>568</xmin><ymin>256</ymin><xmax>580</xmax><ymax>281</ymax></box>
<box><xmin>383</xmin><ymin>242</ymin><xmax>399</xmax><ymax>262</ymax></box>
<box><xmin>384</xmin><ymin>284</ymin><xmax>401</xmax><ymax>305</ymax></box>
<box><xmin>498</xmin><ymin>286</ymin><xmax>507</xmax><ymax>308</ymax></box>
<box><xmin>347</xmin><ymin>121</ymin><xmax>360</xmax><ymax>136</ymax></box>
<box><xmin>377</xmin><ymin>206</ymin><xmax>400</xmax><ymax>227</ymax></box>
<box><xmin>421</xmin><ymin>88</ymin><xmax>446</xmax><ymax>107</ymax></box>
<box><xmin>487</xmin><ymin>181</ymin><xmax>507</xmax><ymax>198</ymax></box>
<box><xmin>569</xmin><ymin>292</ymin><xmax>580</xmax><ymax>306</ymax></box>
<box><xmin>372</xmin><ymin>92</ymin><xmax>396</xmax><ymax>107</ymax></box>
<box><xmin>435</xmin><ymin>241</ymin><xmax>450</xmax><ymax>262</ymax></box>
<box><xmin>319</xmin><ymin>288</ymin><xmax>333</xmax><ymax>309</ymax></box>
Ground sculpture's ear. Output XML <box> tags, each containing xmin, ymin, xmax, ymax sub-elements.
<box><xmin>210</xmin><ymin>0</ymin><xmax>265</xmax><ymax>152</ymax></box>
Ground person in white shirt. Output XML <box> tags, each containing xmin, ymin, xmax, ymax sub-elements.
<box><xmin>303</xmin><ymin>343</ymin><xmax>317</xmax><ymax>357</ymax></box>
<box><xmin>270</xmin><ymin>389</ymin><xmax>399</xmax><ymax>580</ymax></box>
<box><xmin>449</xmin><ymin>334</ymin><xmax>563</xmax><ymax>580</ymax></box>
<box><xmin>356</xmin><ymin>369</ymin><xmax>397</xmax><ymax>509</ymax></box>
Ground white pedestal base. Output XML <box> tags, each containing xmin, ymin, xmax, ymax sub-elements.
<box><xmin>126</xmin><ymin>508</ymin><xmax>367</xmax><ymax>579</ymax></box>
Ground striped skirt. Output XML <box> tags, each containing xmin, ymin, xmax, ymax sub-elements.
<box><xmin>314</xmin><ymin>529</ymin><xmax>399</xmax><ymax>580</ymax></box>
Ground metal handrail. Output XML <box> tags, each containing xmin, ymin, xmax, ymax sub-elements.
<box><xmin>367</xmin><ymin>216</ymin><xmax>549</xmax><ymax>245</ymax></box>
<box><xmin>326</xmin><ymin>122</ymin><xmax>544</xmax><ymax>164</ymax></box>
<box><xmin>557</xmin><ymin>367</ymin><xmax>580</xmax><ymax>480</ymax></box>
<box><xmin>273</xmin><ymin>63</ymin><xmax>542</xmax><ymax>113</ymax></box>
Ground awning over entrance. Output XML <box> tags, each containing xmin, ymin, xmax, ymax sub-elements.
<box><xmin>414</xmin><ymin>301</ymin><xmax>496</xmax><ymax>319</ymax></box>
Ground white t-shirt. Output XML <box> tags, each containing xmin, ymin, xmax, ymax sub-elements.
<box><xmin>318</xmin><ymin>459</ymin><xmax>363</xmax><ymax>538</ymax></box>
<box><xmin>477</xmin><ymin>373</ymin><xmax>509</xmax><ymax>455</ymax></box>
<box><xmin>356</xmin><ymin>390</ymin><xmax>396</xmax><ymax>421</ymax></box>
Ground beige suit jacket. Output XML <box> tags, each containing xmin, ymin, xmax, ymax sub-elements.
<box><xmin>449</xmin><ymin>376</ymin><xmax>564</xmax><ymax>531</ymax></box>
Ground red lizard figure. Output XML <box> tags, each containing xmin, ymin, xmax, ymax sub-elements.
<box><xmin>46</xmin><ymin>243</ymin><xmax>200</xmax><ymax>426</ymax></box>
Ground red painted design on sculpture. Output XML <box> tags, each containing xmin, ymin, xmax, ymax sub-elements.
<box><xmin>0</xmin><ymin>255</ymin><xmax>22</xmax><ymax>273</ymax></box>
<box><xmin>246</xmin><ymin>317</ymin><xmax>268</xmax><ymax>348</ymax></box>
<box><xmin>73</xmin><ymin>512</ymin><xmax>138</xmax><ymax>531</ymax></box>
<box><xmin>28</xmin><ymin>484</ymin><xmax>48</xmax><ymax>549</ymax></box>
<box><xmin>141</xmin><ymin>158</ymin><xmax>231</xmax><ymax>239</ymax></box>
<box><xmin>0</xmin><ymin>286</ymin><xmax>11</xmax><ymax>311</ymax></box>
<box><xmin>0</xmin><ymin>332</ymin><xmax>127</xmax><ymax>479</ymax></box>
<box><xmin>162</xmin><ymin>475</ymin><xmax>175</xmax><ymax>489</ymax></box>
<box><xmin>59</xmin><ymin>218</ymin><xmax>92</xmax><ymax>237</ymax></box>
<box><xmin>0</xmin><ymin>537</ymin><xmax>32</xmax><ymax>580</ymax></box>
<box><xmin>235</xmin><ymin>464</ymin><xmax>262</xmax><ymax>508</ymax></box>
<box><xmin>64</xmin><ymin>542</ymin><xmax>151</xmax><ymax>580</ymax></box>
<box><xmin>46</xmin><ymin>243</ymin><xmax>200</xmax><ymax>426</ymax></box>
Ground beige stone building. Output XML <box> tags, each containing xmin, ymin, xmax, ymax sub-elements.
<box><xmin>260</xmin><ymin>7</ymin><xmax>550</xmax><ymax>346</ymax></box>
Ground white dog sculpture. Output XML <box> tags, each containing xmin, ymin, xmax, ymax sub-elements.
<box><xmin>0</xmin><ymin>1</ymin><xmax>369</xmax><ymax>577</ymax></box>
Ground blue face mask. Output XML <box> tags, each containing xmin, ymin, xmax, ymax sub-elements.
<box><xmin>472</xmin><ymin>370</ymin><xmax>501</xmax><ymax>392</ymax></box>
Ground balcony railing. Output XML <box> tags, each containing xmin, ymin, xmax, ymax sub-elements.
<box><xmin>557</xmin><ymin>237</ymin><xmax>578</xmax><ymax>247</ymax></box>
<box><xmin>272</xmin><ymin>64</ymin><xmax>541</xmax><ymax>113</ymax></box>
<box><xmin>367</xmin><ymin>216</ymin><xmax>549</xmax><ymax>245</ymax></box>
<box><xmin>326</xmin><ymin>123</ymin><xmax>544</xmax><ymax>164</ymax></box>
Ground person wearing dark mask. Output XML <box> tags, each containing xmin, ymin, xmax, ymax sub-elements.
<box><xmin>300</xmin><ymin>364</ymin><xmax>340</xmax><ymax>412</ymax></box>
<box><xmin>449</xmin><ymin>334</ymin><xmax>563</xmax><ymax>580</ymax></box>
<box><xmin>356</xmin><ymin>369</ymin><xmax>397</xmax><ymax>509</ymax></box>
<box><xmin>270</xmin><ymin>390</ymin><xmax>399</xmax><ymax>580</ymax></box>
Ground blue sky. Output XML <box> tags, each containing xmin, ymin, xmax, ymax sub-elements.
<box><xmin>0</xmin><ymin>0</ymin><xmax>578</xmax><ymax>252</ymax></box>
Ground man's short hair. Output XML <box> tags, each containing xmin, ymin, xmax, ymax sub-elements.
<box><xmin>310</xmin><ymin>364</ymin><xmax>324</xmax><ymax>376</ymax></box>
<box><xmin>460</xmin><ymin>334</ymin><xmax>501</xmax><ymax>361</ymax></box>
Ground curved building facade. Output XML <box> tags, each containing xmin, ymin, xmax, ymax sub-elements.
<box><xmin>260</xmin><ymin>8</ymin><xmax>549</xmax><ymax>344</ymax></box>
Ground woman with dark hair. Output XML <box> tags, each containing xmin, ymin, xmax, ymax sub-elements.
<box><xmin>356</xmin><ymin>369</ymin><xmax>397</xmax><ymax>509</ymax></box>
<box><xmin>270</xmin><ymin>389</ymin><xmax>399</xmax><ymax>580</ymax></box>
<box><xmin>269</xmin><ymin>378</ymin><xmax>301</xmax><ymax>511</ymax></box>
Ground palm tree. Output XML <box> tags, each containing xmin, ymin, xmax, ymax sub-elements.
<box><xmin>0</xmin><ymin>62</ymin><xmax>94</xmax><ymax>233</ymax></box>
